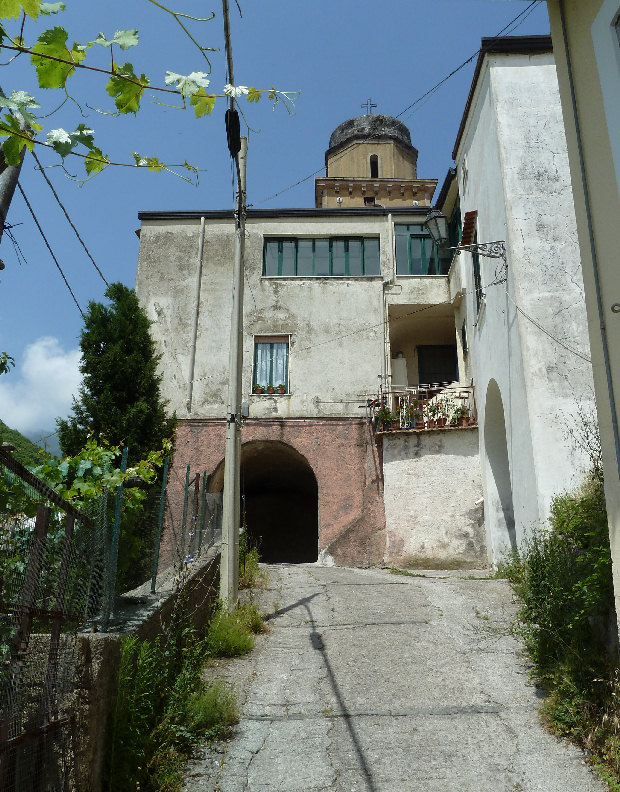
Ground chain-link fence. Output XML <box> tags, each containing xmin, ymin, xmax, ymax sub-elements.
<box><xmin>0</xmin><ymin>448</ymin><xmax>221</xmax><ymax>791</ymax></box>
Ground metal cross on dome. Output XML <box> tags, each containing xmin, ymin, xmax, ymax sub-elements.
<box><xmin>361</xmin><ymin>98</ymin><xmax>377</xmax><ymax>114</ymax></box>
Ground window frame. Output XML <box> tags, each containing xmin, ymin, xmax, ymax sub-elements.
<box><xmin>262</xmin><ymin>237</ymin><xmax>381</xmax><ymax>278</ymax></box>
<box><xmin>394</xmin><ymin>224</ymin><xmax>444</xmax><ymax>276</ymax></box>
<box><xmin>252</xmin><ymin>334</ymin><xmax>290</xmax><ymax>394</ymax></box>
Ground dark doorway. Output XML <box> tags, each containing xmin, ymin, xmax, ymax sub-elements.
<box><xmin>240</xmin><ymin>441</ymin><xmax>318</xmax><ymax>563</ymax></box>
<box><xmin>417</xmin><ymin>344</ymin><xmax>458</xmax><ymax>384</ymax></box>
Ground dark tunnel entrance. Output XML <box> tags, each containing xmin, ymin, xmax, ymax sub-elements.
<box><xmin>239</xmin><ymin>440</ymin><xmax>319</xmax><ymax>563</ymax></box>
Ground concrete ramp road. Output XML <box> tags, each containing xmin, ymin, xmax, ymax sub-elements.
<box><xmin>184</xmin><ymin>564</ymin><xmax>606</xmax><ymax>792</ymax></box>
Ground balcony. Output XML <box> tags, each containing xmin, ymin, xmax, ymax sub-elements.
<box><xmin>367</xmin><ymin>383</ymin><xmax>478</xmax><ymax>434</ymax></box>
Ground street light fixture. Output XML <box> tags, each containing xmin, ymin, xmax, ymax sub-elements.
<box><xmin>424</xmin><ymin>209</ymin><xmax>450</xmax><ymax>247</ymax></box>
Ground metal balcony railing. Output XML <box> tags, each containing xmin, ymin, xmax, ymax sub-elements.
<box><xmin>367</xmin><ymin>383</ymin><xmax>477</xmax><ymax>433</ymax></box>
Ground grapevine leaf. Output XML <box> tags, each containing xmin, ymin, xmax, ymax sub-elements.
<box><xmin>164</xmin><ymin>70</ymin><xmax>209</xmax><ymax>98</ymax></box>
<box><xmin>0</xmin><ymin>114</ymin><xmax>34</xmax><ymax>164</ymax></box>
<box><xmin>45</xmin><ymin>124</ymin><xmax>95</xmax><ymax>157</ymax></box>
<box><xmin>247</xmin><ymin>87</ymin><xmax>261</xmax><ymax>103</ymax></box>
<box><xmin>45</xmin><ymin>126</ymin><xmax>73</xmax><ymax>156</ymax></box>
<box><xmin>106</xmin><ymin>63</ymin><xmax>149</xmax><ymax>114</ymax></box>
<box><xmin>223</xmin><ymin>84</ymin><xmax>249</xmax><ymax>98</ymax></box>
<box><xmin>85</xmin><ymin>147</ymin><xmax>108</xmax><ymax>174</ymax></box>
<box><xmin>0</xmin><ymin>0</ymin><xmax>40</xmax><ymax>20</ymax></box>
<box><xmin>190</xmin><ymin>88</ymin><xmax>215</xmax><ymax>118</ymax></box>
<box><xmin>0</xmin><ymin>90</ymin><xmax>40</xmax><ymax>126</ymax></box>
<box><xmin>82</xmin><ymin>29</ymin><xmax>138</xmax><ymax>51</ymax></box>
<box><xmin>31</xmin><ymin>26</ymin><xmax>86</xmax><ymax>89</ymax></box>
<box><xmin>40</xmin><ymin>2</ymin><xmax>64</xmax><ymax>13</ymax></box>
<box><xmin>131</xmin><ymin>153</ymin><xmax>164</xmax><ymax>171</ymax></box>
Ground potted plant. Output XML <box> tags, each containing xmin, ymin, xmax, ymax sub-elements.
<box><xmin>375</xmin><ymin>406</ymin><xmax>392</xmax><ymax>431</ymax></box>
<box><xmin>253</xmin><ymin>384</ymin><xmax>265</xmax><ymax>394</ymax></box>
<box><xmin>276</xmin><ymin>383</ymin><xmax>286</xmax><ymax>394</ymax></box>
<box><xmin>266</xmin><ymin>383</ymin><xmax>276</xmax><ymax>394</ymax></box>
<box><xmin>426</xmin><ymin>401</ymin><xmax>440</xmax><ymax>428</ymax></box>
<box><xmin>411</xmin><ymin>399</ymin><xmax>425</xmax><ymax>429</ymax></box>
<box><xmin>452</xmin><ymin>404</ymin><xmax>469</xmax><ymax>427</ymax></box>
<box><xmin>437</xmin><ymin>397</ymin><xmax>453</xmax><ymax>428</ymax></box>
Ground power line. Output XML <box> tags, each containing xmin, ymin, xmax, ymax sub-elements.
<box><xmin>17</xmin><ymin>183</ymin><xmax>84</xmax><ymax>317</ymax></box>
<box><xmin>31</xmin><ymin>150</ymin><xmax>109</xmax><ymax>287</ymax></box>
<box><xmin>253</xmin><ymin>1</ymin><xmax>544</xmax><ymax>206</ymax></box>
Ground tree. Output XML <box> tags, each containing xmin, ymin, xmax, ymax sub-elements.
<box><xmin>57</xmin><ymin>282</ymin><xmax>174</xmax><ymax>461</ymax></box>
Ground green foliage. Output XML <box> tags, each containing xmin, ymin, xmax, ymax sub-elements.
<box><xmin>30</xmin><ymin>24</ymin><xmax>85</xmax><ymax>88</ymax></box>
<box><xmin>505</xmin><ymin>470</ymin><xmax>620</xmax><ymax>784</ymax></box>
<box><xmin>238</xmin><ymin>530</ymin><xmax>268</xmax><ymax>590</ymax></box>
<box><xmin>205</xmin><ymin>602</ymin><xmax>264</xmax><ymax>657</ymax></box>
<box><xmin>0</xmin><ymin>352</ymin><xmax>14</xmax><ymax>376</ymax></box>
<box><xmin>57</xmin><ymin>282</ymin><xmax>175</xmax><ymax>462</ymax></box>
<box><xmin>0</xmin><ymin>3</ymin><xmax>297</xmax><ymax>179</ymax></box>
<box><xmin>0</xmin><ymin>419</ymin><xmax>52</xmax><ymax>468</ymax></box>
<box><xmin>105</xmin><ymin>593</ymin><xmax>258</xmax><ymax>792</ymax></box>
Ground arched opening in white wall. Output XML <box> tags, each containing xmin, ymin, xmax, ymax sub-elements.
<box><xmin>370</xmin><ymin>154</ymin><xmax>379</xmax><ymax>178</ymax></box>
<box><xmin>210</xmin><ymin>440</ymin><xmax>319</xmax><ymax>563</ymax></box>
<box><xmin>483</xmin><ymin>379</ymin><xmax>516</xmax><ymax>557</ymax></box>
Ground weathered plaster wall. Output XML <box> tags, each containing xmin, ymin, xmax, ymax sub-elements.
<box><xmin>453</xmin><ymin>52</ymin><xmax>595</xmax><ymax>561</ymax></box>
<box><xmin>170</xmin><ymin>418</ymin><xmax>386</xmax><ymax>566</ymax></box>
<box><xmin>382</xmin><ymin>428</ymin><xmax>485</xmax><ymax>568</ymax></box>
<box><xmin>547</xmin><ymin>0</ymin><xmax>620</xmax><ymax>634</ymax></box>
<box><xmin>135</xmin><ymin>213</ymin><xmax>459</xmax><ymax>422</ymax></box>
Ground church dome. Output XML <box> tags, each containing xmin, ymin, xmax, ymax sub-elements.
<box><xmin>328</xmin><ymin>114</ymin><xmax>412</xmax><ymax>151</ymax></box>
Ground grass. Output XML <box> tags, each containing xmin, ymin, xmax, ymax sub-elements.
<box><xmin>238</xmin><ymin>545</ymin><xmax>269</xmax><ymax>589</ymax></box>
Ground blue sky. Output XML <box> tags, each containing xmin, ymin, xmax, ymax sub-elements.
<box><xmin>0</xmin><ymin>0</ymin><xmax>550</xmax><ymax>443</ymax></box>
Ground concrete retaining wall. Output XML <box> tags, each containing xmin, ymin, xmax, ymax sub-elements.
<box><xmin>73</xmin><ymin>548</ymin><xmax>220</xmax><ymax>792</ymax></box>
<box><xmin>382</xmin><ymin>428</ymin><xmax>485</xmax><ymax>568</ymax></box>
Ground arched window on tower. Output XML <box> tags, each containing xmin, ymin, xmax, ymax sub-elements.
<box><xmin>370</xmin><ymin>154</ymin><xmax>379</xmax><ymax>178</ymax></box>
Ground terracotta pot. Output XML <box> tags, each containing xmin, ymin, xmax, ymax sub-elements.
<box><xmin>267</xmin><ymin>386</ymin><xmax>275</xmax><ymax>394</ymax></box>
<box><xmin>436</xmin><ymin>417</ymin><xmax>447</xmax><ymax>428</ymax></box>
<box><xmin>277</xmin><ymin>386</ymin><xmax>286</xmax><ymax>394</ymax></box>
<box><xmin>415</xmin><ymin>420</ymin><xmax>425</xmax><ymax>429</ymax></box>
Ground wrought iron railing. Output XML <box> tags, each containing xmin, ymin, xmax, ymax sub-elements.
<box><xmin>367</xmin><ymin>383</ymin><xmax>477</xmax><ymax>432</ymax></box>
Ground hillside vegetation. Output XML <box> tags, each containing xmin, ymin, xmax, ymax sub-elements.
<box><xmin>0</xmin><ymin>420</ymin><xmax>53</xmax><ymax>467</ymax></box>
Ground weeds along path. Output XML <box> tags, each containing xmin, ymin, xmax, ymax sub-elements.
<box><xmin>183</xmin><ymin>564</ymin><xmax>606</xmax><ymax>792</ymax></box>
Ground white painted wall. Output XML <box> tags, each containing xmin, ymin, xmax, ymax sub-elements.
<box><xmin>382</xmin><ymin>429</ymin><xmax>485</xmax><ymax>567</ymax></box>
<box><xmin>452</xmin><ymin>52</ymin><xmax>596</xmax><ymax>561</ymax></box>
<box><xmin>135</xmin><ymin>213</ymin><xmax>452</xmax><ymax>419</ymax></box>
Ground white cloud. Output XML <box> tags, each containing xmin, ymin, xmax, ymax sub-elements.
<box><xmin>0</xmin><ymin>337</ymin><xmax>82</xmax><ymax>436</ymax></box>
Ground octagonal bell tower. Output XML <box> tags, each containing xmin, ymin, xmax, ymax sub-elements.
<box><xmin>315</xmin><ymin>114</ymin><xmax>437</xmax><ymax>208</ymax></box>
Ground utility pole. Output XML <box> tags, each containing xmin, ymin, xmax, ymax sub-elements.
<box><xmin>0</xmin><ymin>86</ymin><xmax>27</xmax><ymax>259</ymax></box>
<box><xmin>220</xmin><ymin>135</ymin><xmax>247</xmax><ymax>606</ymax></box>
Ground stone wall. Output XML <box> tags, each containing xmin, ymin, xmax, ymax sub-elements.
<box><xmin>382</xmin><ymin>428</ymin><xmax>485</xmax><ymax>568</ymax></box>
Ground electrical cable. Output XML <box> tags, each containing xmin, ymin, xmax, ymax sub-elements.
<box><xmin>31</xmin><ymin>150</ymin><xmax>109</xmax><ymax>287</ymax></box>
<box><xmin>253</xmin><ymin>0</ymin><xmax>544</xmax><ymax>206</ymax></box>
<box><xmin>17</xmin><ymin>182</ymin><xmax>84</xmax><ymax>317</ymax></box>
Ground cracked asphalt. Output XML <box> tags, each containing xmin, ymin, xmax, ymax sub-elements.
<box><xmin>183</xmin><ymin>564</ymin><xmax>607</xmax><ymax>792</ymax></box>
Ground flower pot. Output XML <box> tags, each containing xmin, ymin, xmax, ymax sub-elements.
<box><xmin>253</xmin><ymin>386</ymin><xmax>264</xmax><ymax>395</ymax></box>
<box><xmin>267</xmin><ymin>386</ymin><xmax>275</xmax><ymax>394</ymax></box>
<box><xmin>415</xmin><ymin>420</ymin><xmax>425</xmax><ymax>429</ymax></box>
<box><xmin>436</xmin><ymin>417</ymin><xmax>447</xmax><ymax>428</ymax></box>
<box><xmin>427</xmin><ymin>419</ymin><xmax>437</xmax><ymax>429</ymax></box>
<box><xmin>277</xmin><ymin>386</ymin><xmax>286</xmax><ymax>394</ymax></box>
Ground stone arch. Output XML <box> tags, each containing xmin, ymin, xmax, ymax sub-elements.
<box><xmin>209</xmin><ymin>440</ymin><xmax>319</xmax><ymax>563</ymax></box>
<box><xmin>483</xmin><ymin>378</ymin><xmax>516</xmax><ymax>559</ymax></box>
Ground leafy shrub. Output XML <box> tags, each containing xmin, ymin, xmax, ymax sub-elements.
<box><xmin>505</xmin><ymin>470</ymin><xmax>620</xmax><ymax>783</ymax></box>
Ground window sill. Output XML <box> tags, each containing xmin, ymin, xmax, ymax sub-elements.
<box><xmin>261</xmin><ymin>275</ymin><xmax>382</xmax><ymax>280</ymax></box>
<box><xmin>251</xmin><ymin>392</ymin><xmax>291</xmax><ymax>396</ymax></box>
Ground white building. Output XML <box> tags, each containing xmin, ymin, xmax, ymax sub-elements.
<box><xmin>135</xmin><ymin>36</ymin><xmax>594</xmax><ymax>569</ymax></box>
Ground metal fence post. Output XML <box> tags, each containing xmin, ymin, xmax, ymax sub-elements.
<box><xmin>101</xmin><ymin>447</ymin><xmax>128</xmax><ymax>630</ymax></box>
<box><xmin>180</xmin><ymin>464</ymin><xmax>190</xmax><ymax>560</ymax></box>
<box><xmin>150</xmin><ymin>455</ymin><xmax>169</xmax><ymax>594</ymax></box>
<box><xmin>198</xmin><ymin>471</ymin><xmax>207</xmax><ymax>552</ymax></box>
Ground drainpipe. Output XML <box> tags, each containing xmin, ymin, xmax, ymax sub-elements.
<box><xmin>381</xmin><ymin>213</ymin><xmax>395</xmax><ymax>391</ymax></box>
<box><xmin>559</xmin><ymin>0</ymin><xmax>620</xmax><ymax>475</ymax></box>
<box><xmin>186</xmin><ymin>216</ymin><xmax>206</xmax><ymax>413</ymax></box>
